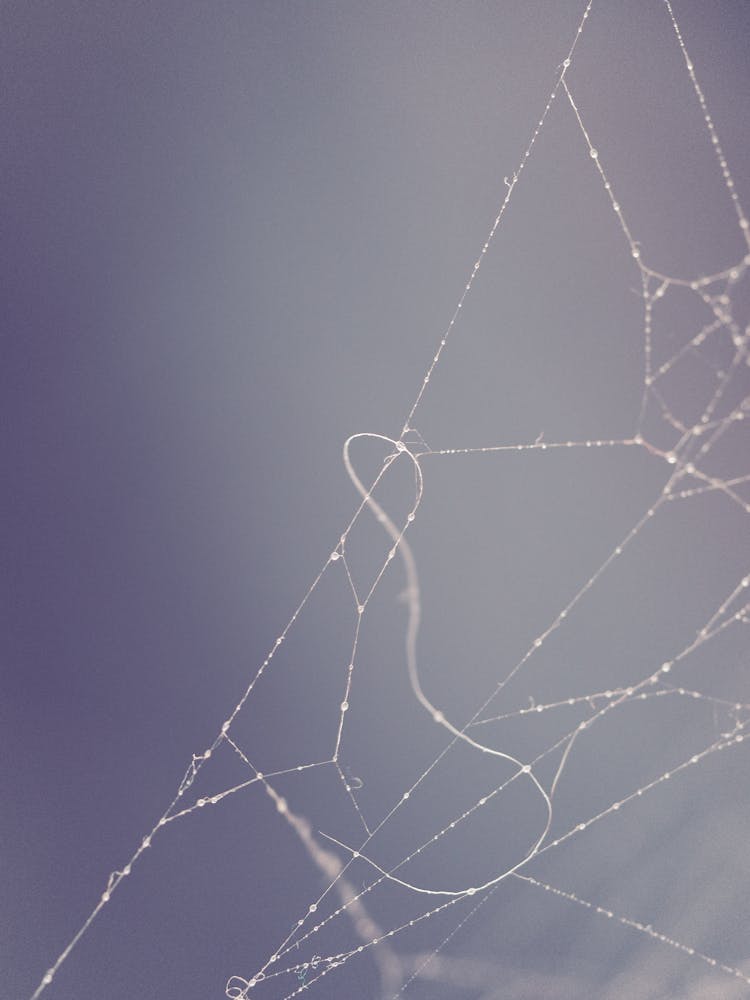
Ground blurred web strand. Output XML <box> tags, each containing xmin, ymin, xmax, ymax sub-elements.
<box><xmin>30</xmin><ymin>0</ymin><xmax>750</xmax><ymax>998</ymax></box>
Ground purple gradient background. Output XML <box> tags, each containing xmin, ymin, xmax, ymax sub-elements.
<box><xmin>3</xmin><ymin>3</ymin><xmax>749</xmax><ymax>999</ymax></box>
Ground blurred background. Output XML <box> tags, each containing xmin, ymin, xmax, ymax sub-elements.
<box><xmin>2</xmin><ymin>2</ymin><xmax>749</xmax><ymax>998</ymax></box>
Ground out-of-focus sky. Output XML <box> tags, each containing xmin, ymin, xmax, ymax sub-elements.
<box><xmin>2</xmin><ymin>3</ymin><xmax>749</xmax><ymax>999</ymax></box>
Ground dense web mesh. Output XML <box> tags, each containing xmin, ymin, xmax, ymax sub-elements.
<box><xmin>29</xmin><ymin>2</ymin><xmax>749</xmax><ymax>998</ymax></box>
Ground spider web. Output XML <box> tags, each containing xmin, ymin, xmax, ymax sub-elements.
<box><xmin>29</xmin><ymin>2</ymin><xmax>750</xmax><ymax>999</ymax></box>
